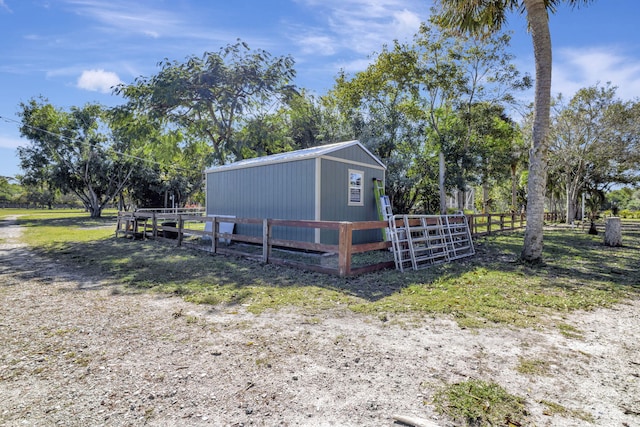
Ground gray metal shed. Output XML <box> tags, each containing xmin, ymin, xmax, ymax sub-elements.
<box><xmin>205</xmin><ymin>140</ymin><xmax>386</xmax><ymax>244</ymax></box>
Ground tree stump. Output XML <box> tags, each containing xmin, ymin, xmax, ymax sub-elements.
<box><xmin>604</xmin><ymin>217</ymin><xmax>622</xmax><ymax>247</ymax></box>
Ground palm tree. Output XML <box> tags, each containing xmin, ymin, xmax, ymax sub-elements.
<box><xmin>436</xmin><ymin>0</ymin><xmax>593</xmax><ymax>263</ymax></box>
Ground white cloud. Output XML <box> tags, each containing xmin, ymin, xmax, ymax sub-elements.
<box><xmin>77</xmin><ymin>69</ymin><xmax>122</xmax><ymax>93</ymax></box>
<box><xmin>553</xmin><ymin>46</ymin><xmax>640</xmax><ymax>100</ymax></box>
<box><xmin>391</xmin><ymin>9</ymin><xmax>422</xmax><ymax>39</ymax></box>
<box><xmin>297</xmin><ymin>34</ymin><xmax>337</xmax><ymax>56</ymax></box>
<box><xmin>292</xmin><ymin>0</ymin><xmax>427</xmax><ymax>62</ymax></box>
<box><xmin>143</xmin><ymin>30</ymin><xmax>160</xmax><ymax>39</ymax></box>
<box><xmin>63</xmin><ymin>0</ymin><xmax>183</xmax><ymax>38</ymax></box>
<box><xmin>0</xmin><ymin>0</ymin><xmax>12</xmax><ymax>13</ymax></box>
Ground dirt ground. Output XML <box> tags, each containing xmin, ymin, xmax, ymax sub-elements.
<box><xmin>1</xmin><ymin>217</ymin><xmax>639</xmax><ymax>427</ymax></box>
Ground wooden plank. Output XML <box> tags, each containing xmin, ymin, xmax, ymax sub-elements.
<box><xmin>349</xmin><ymin>220</ymin><xmax>387</xmax><ymax>231</ymax></box>
<box><xmin>269</xmin><ymin>219</ymin><xmax>340</xmax><ymax>230</ymax></box>
<box><xmin>155</xmin><ymin>213</ymin><xmax>178</xmax><ymax>221</ymax></box>
<box><xmin>177</xmin><ymin>216</ymin><xmax>184</xmax><ymax>246</ymax></box>
<box><xmin>212</xmin><ymin>221</ymin><xmax>218</xmax><ymax>254</ymax></box>
<box><xmin>351</xmin><ymin>241</ymin><xmax>390</xmax><ymax>253</ymax></box>
<box><xmin>152</xmin><ymin>213</ymin><xmax>158</xmax><ymax>239</ymax></box>
<box><xmin>219</xmin><ymin>234</ymin><xmax>262</xmax><ymax>245</ymax></box>
<box><xmin>217</xmin><ymin>217</ymin><xmax>268</xmax><ymax>225</ymax></box>
<box><xmin>262</xmin><ymin>219</ymin><xmax>270</xmax><ymax>263</ymax></box>
<box><xmin>338</xmin><ymin>222</ymin><xmax>352</xmax><ymax>277</ymax></box>
<box><xmin>180</xmin><ymin>214</ymin><xmax>207</xmax><ymax>222</ymax></box>
<box><xmin>269</xmin><ymin>238</ymin><xmax>337</xmax><ymax>253</ymax></box>
<box><xmin>134</xmin><ymin>212</ymin><xmax>155</xmax><ymax>219</ymax></box>
<box><xmin>183</xmin><ymin>228</ymin><xmax>208</xmax><ymax>237</ymax></box>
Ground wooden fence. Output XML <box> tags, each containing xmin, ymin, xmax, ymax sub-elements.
<box><xmin>115</xmin><ymin>211</ymin><xmax>527</xmax><ymax>277</ymax></box>
<box><xmin>116</xmin><ymin>211</ymin><xmax>394</xmax><ymax>277</ymax></box>
<box><xmin>467</xmin><ymin>213</ymin><xmax>526</xmax><ymax>236</ymax></box>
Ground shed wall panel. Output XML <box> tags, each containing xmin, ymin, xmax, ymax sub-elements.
<box><xmin>327</xmin><ymin>145</ymin><xmax>383</xmax><ymax>167</ymax></box>
<box><xmin>319</xmin><ymin>158</ymin><xmax>385</xmax><ymax>244</ymax></box>
<box><xmin>207</xmin><ymin>159</ymin><xmax>316</xmax><ymax>242</ymax></box>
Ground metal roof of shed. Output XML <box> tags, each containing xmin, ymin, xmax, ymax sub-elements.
<box><xmin>205</xmin><ymin>140</ymin><xmax>386</xmax><ymax>173</ymax></box>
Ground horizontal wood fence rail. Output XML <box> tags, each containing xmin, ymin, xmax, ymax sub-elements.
<box><xmin>115</xmin><ymin>211</ymin><xmax>392</xmax><ymax>277</ymax></box>
<box><xmin>135</xmin><ymin>207</ymin><xmax>205</xmax><ymax>215</ymax></box>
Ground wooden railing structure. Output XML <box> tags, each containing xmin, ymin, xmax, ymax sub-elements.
<box><xmin>543</xmin><ymin>211</ymin><xmax>565</xmax><ymax>222</ymax></box>
<box><xmin>116</xmin><ymin>211</ymin><xmax>394</xmax><ymax>277</ymax></box>
<box><xmin>115</xmin><ymin>211</ymin><xmax>527</xmax><ymax>277</ymax></box>
<box><xmin>467</xmin><ymin>213</ymin><xmax>526</xmax><ymax>236</ymax></box>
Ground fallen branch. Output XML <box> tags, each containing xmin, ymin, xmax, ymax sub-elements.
<box><xmin>620</xmin><ymin>405</ymin><xmax>640</xmax><ymax>416</ymax></box>
<box><xmin>392</xmin><ymin>414</ymin><xmax>441</xmax><ymax>427</ymax></box>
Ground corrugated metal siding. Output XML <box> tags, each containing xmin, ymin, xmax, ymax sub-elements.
<box><xmin>207</xmin><ymin>159</ymin><xmax>316</xmax><ymax>242</ymax></box>
<box><xmin>319</xmin><ymin>158</ymin><xmax>385</xmax><ymax>244</ymax></box>
<box><xmin>326</xmin><ymin>145</ymin><xmax>384</xmax><ymax>167</ymax></box>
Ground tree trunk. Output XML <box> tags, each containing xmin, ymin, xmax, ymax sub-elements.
<box><xmin>511</xmin><ymin>163</ymin><xmax>517</xmax><ymax>212</ymax></box>
<box><xmin>483</xmin><ymin>181</ymin><xmax>489</xmax><ymax>214</ymax></box>
<box><xmin>604</xmin><ymin>217</ymin><xmax>622</xmax><ymax>246</ymax></box>
<box><xmin>521</xmin><ymin>0</ymin><xmax>552</xmax><ymax>263</ymax></box>
<box><xmin>458</xmin><ymin>189</ymin><xmax>465</xmax><ymax>211</ymax></box>
<box><xmin>439</xmin><ymin>151</ymin><xmax>446</xmax><ymax>214</ymax></box>
<box><xmin>88</xmin><ymin>195</ymin><xmax>102</xmax><ymax>218</ymax></box>
<box><xmin>566</xmin><ymin>187</ymin><xmax>578</xmax><ymax>224</ymax></box>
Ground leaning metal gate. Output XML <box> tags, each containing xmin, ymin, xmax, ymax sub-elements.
<box><xmin>387</xmin><ymin>214</ymin><xmax>475</xmax><ymax>272</ymax></box>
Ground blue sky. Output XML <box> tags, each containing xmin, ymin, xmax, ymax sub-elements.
<box><xmin>2</xmin><ymin>0</ymin><xmax>640</xmax><ymax>179</ymax></box>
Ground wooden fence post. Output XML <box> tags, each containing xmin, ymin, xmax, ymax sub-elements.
<box><xmin>115</xmin><ymin>212</ymin><xmax>122</xmax><ymax>237</ymax></box>
<box><xmin>152</xmin><ymin>213</ymin><xmax>157</xmax><ymax>239</ymax></box>
<box><xmin>211</xmin><ymin>216</ymin><xmax>218</xmax><ymax>254</ymax></box>
<box><xmin>177</xmin><ymin>214</ymin><xmax>183</xmax><ymax>247</ymax></box>
<box><xmin>262</xmin><ymin>219</ymin><xmax>271</xmax><ymax>263</ymax></box>
<box><xmin>338</xmin><ymin>222</ymin><xmax>353</xmax><ymax>277</ymax></box>
<box><xmin>133</xmin><ymin>215</ymin><xmax>139</xmax><ymax>236</ymax></box>
<box><xmin>487</xmin><ymin>214</ymin><xmax>491</xmax><ymax>235</ymax></box>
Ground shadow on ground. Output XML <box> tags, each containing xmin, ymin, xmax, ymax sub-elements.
<box><xmin>3</xmin><ymin>217</ymin><xmax>639</xmax><ymax>307</ymax></box>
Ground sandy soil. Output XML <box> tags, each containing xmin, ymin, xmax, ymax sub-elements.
<box><xmin>0</xmin><ymin>217</ymin><xmax>639</xmax><ymax>427</ymax></box>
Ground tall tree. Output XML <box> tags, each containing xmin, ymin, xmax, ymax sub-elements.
<box><xmin>548</xmin><ymin>84</ymin><xmax>640</xmax><ymax>223</ymax></box>
<box><xmin>327</xmin><ymin>41</ymin><xmax>426</xmax><ymax>213</ymax></box>
<box><xmin>415</xmin><ymin>22</ymin><xmax>529</xmax><ymax>212</ymax></box>
<box><xmin>115</xmin><ymin>41</ymin><xmax>297</xmax><ymax>165</ymax></box>
<box><xmin>17</xmin><ymin>98</ymin><xmax>134</xmax><ymax>217</ymax></box>
<box><xmin>0</xmin><ymin>177</ymin><xmax>22</xmax><ymax>205</ymax></box>
<box><xmin>328</xmin><ymin>20</ymin><xmax>528</xmax><ymax>214</ymax></box>
<box><xmin>463</xmin><ymin>102</ymin><xmax>519</xmax><ymax>213</ymax></box>
<box><xmin>109</xmin><ymin>106</ymin><xmax>215</xmax><ymax>209</ymax></box>
<box><xmin>436</xmin><ymin>0</ymin><xmax>595</xmax><ymax>263</ymax></box>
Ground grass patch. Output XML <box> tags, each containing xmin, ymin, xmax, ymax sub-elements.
<box><xmin>4</xmin><ymin>208</ymin><xmax>639</xmax><ymax>329</ymax></box>
<box><xmin>556</xmin><ymin>322</ymin><xmax>585</xmax><ymax>339</ymax></box>
<box><xmin>432</xmin><ymin>379</ymin><xmax>528</xmax><ymax>426</ymax></box>
<box><xmin>516</xmin><ymin>358</ymin><xmax>550</xmax><ymax>376</ymax></box>
<box><xmin>12</xmin><ymin>209</ymin><xmax>117</xmax><ymax>246</ymax></box>
<box><xmin>540</xmin><ymin>400</ymin><xmax>595</xmax><ymax>422</ymax></box>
